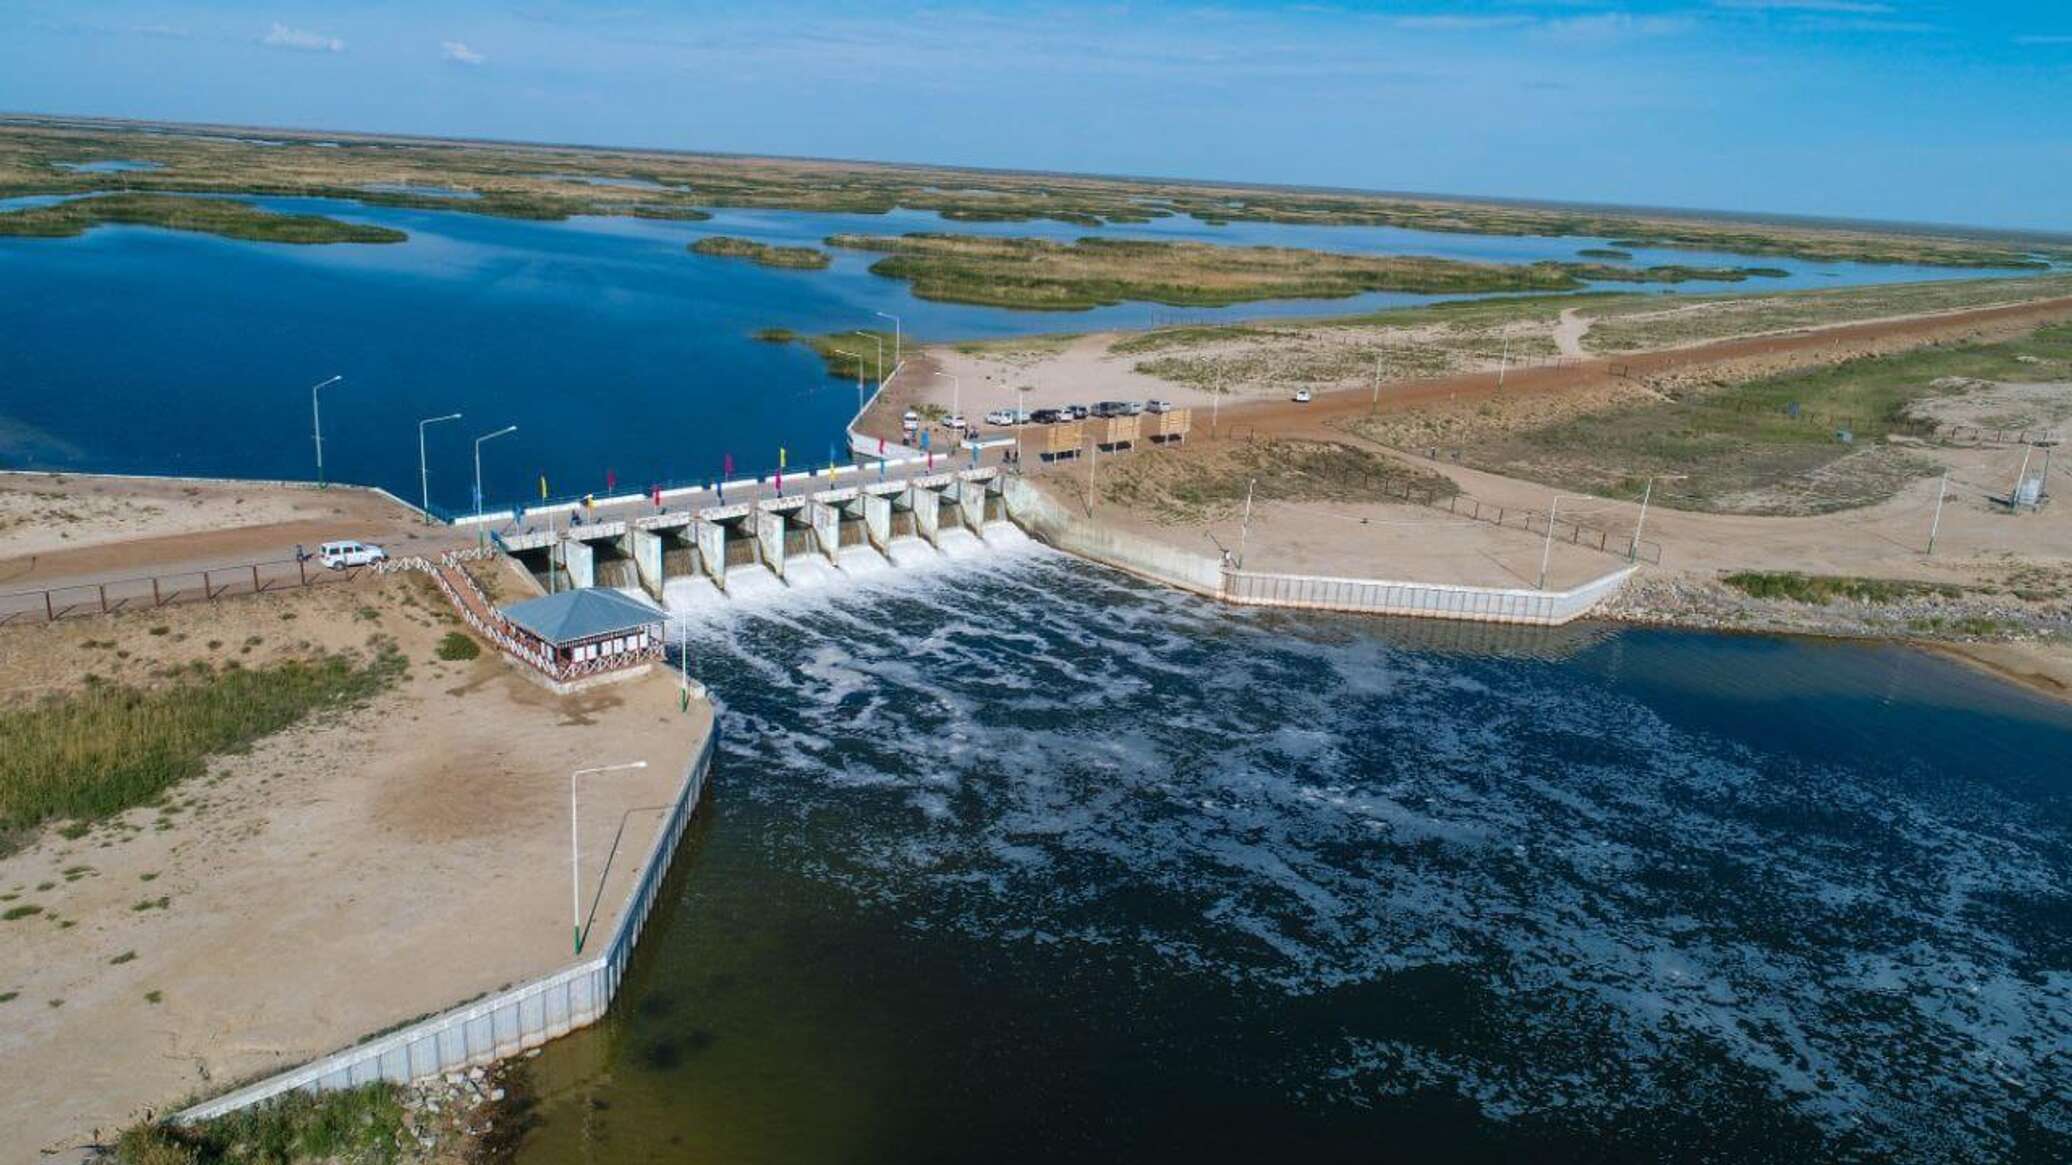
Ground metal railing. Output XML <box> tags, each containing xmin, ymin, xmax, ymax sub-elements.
<box><xmin>0</xmin><ymin>555</ymin><xmax>367</xmax><ymax>626</ymax></box>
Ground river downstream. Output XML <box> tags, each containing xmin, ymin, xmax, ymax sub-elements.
<box><xmin>511</xmin><ymin>546</ymin><xmax>2071</xmax><ymax>1163</ymax></box>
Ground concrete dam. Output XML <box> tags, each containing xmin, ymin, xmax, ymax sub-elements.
<box><xmin>492</xmin><ymin>465</ymin><xmax>1021</xmax><ymax>610</ymax></box>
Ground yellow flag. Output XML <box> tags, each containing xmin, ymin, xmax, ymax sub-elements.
<box><xmin>779</xmin><ymin>447</ymin><xmax>787</xmax><ymax>469</ymax></box>
<box><xmin>539</xmin><ymin>474</ymin><xmax>549</xmax><ymax>499</ymax></box>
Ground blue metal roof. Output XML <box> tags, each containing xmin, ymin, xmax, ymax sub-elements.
<box><xmin>499</xmin><ymin>588</ymin><xmax>664</xmax><ymax>646</ymax></box>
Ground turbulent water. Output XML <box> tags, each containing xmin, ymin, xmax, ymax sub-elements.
<box><xmin>518</xmin><ymin>545</ymin><xmax>2071</xmax><ymax>1163</ymax></box>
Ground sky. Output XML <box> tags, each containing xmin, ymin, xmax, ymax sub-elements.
<box><xmin>2</xmin><ymin>1</ymin><xmax>2068</xmax><ymax>232</ymax></box>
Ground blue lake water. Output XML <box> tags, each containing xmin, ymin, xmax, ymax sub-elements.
<box><xmin>513</xmin><ymin>548</ymin><xmax>2072</xmax><ymax>1163</ymax></box>
<box><xmin>0</xmin><ymin>193</ymin><xmax>2042</xmax><ymax>510</ymax></box>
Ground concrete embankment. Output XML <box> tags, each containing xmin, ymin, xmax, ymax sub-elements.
<box><xmin>1001</xmin><ymin>476</ymin><xmax>1633</xmax><ymax>626</ymax></box>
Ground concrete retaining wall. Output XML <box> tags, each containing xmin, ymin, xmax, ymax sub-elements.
<box><xmin>1002</xmin><ymin>477</ymin><xmax>1633</xmax><ymax>624</ymax></box>
<box><xmin>178</xmin><ymin>728</ymin><xmax>719</xmax><ymax>1123</ymax></box>
<box><xmin>1000</xmin><ymin>476</ymin><xmax>1226</xmax><ymax>596</ymax></box>
<box><xmin>1222</xmin><ymin>565</ymin><xmax>1635</xmax><ymax>626</ymax></box>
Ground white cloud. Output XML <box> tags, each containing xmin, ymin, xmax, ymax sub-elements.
<box><xmin>1711</xmin><ymin>0</ymin><xmax>1893</xmax><ymax>11</ymax></box>
<box><xmin>441</xmin><ymin>40</ymin><xmax>486</xmax><ymax>66</ymax></box>
<box><xmin>261</xmin><ymin>23</ymin><xmax>345</xmax><ymax>53</ymax></box>
<box><xmin>1393</xmin><ymin>15</ymin><xmax>1533</xmax><ymax>32</ymax></box>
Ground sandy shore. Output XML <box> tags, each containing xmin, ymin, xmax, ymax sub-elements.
<box><xmin>0</xmin><ymin>574</ymin><xmax>710</xmax><ymax>1158</ymax></box>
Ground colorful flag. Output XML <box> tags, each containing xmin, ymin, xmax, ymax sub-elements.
<box><xmin>606</xmin><ymin>469</ymin><xmax>617</xmax><ymax>493</ymax></box>
<box><xmin>539</xmin><ymin>474</ymin><xmax>548</xmax><ymax>500</ymax></box>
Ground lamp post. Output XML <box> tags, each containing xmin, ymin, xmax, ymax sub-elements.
<box><xmin>1538</xmin><ymin>494</ymin><xmax>1585</xmax><ymax>590</ymax></box>
<box><xmin>310</xmin><ymin>374</ymin><xmax>343</xmax><ymax>487</ymax></box>
<box><xmin>571</xmin><ymin>760</ymin><xmax>648</xmax><ymax>954</ymax></box>
<box><xmin>473</xmin><ymin>424</ymin><xmax>518</xmax><ymax>543</ymax></box>
<box><xmin>874</xmin><ymin>311</ymin><xmax>902</xmax><ymax>363</ymax></box>
<box><xmin>417</xmin><ymin>412</ymin><xmax>462</xmax><ymax>522</ymax></box>
<box><xmin>1926</xmin><ymin>468</ymin><xmax>1950</xmax><ymax>555</ymax></box>
<box><xmin>853</xmin><ymin>331</ymin><xmax>884</xmax><ymax>388</ymax></box>
<box><xmin>832</xmin><ymin>348</ymin><xmax>866</xmax><ymax>415</ymax></box>
<box><xmin>1628</xmin><ymin>474</ymin><xmax>1685</xmax><ymax>562</ymax></box>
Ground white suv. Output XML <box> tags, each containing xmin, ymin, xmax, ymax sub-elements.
<box><xmin>317</xmin><ymin>540</ymin><xmax>387</xmax><ymax>569</ymax></box>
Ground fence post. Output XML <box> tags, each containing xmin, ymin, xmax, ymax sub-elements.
<box><xmin>46</xmin><ymin>591</ymin><xmax>54</xmax><ymax>622</ymax></box>
<box><xmin>251</xmin><ymin>564</ymin><xmax>261</xmax><ymax>593</ymax></box>
<box><xmin>300</xmin><ymin>557</ymin><xmax>308</xmax><ymax>586</ymax></box>
<box><xmin>203</xmin><ymin>570</ymin><xmax>213</xmax><ymax>599</ymax></box>
<box><xmin>99</xmin><ymin>584</ymin><xmax>108</xmax><ymax>614</ymax></box>
<box><xmin>152</xmin><ymin>577</ymin><xmax>161</xmax><ymax>607</ymax></box>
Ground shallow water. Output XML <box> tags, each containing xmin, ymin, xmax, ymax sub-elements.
<box><xmin>513</xmin><ymin>548</ymin><xmax>2071</xmax><ymax>1163</ymax></box>
<box><xmin>0</xmin><ymin>196</ymin><xmax>2040</xmax><ymax>508</ymax></box>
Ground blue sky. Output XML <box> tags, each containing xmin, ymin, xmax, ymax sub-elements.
<box><xmin>2</xmin><ymin>1</ymin><xmax>2067</xmax><ymax>231</ymax></box>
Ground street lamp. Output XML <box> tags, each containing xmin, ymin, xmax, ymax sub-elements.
<box><xmin>417</xmin><ymin>412</ymin><xmax>462</xmax><ymax>522</ymax></box>
<box><xmin>1628</xmin><ymin>474</ymin><xmax>1685</xmax><ymax>562</ymax></box>
<box><xmin>473</xmin><ymin>424</ymin><xmax>518</xmax><ymax>540</ymax></box>
<box><xmin>310</xmin><ymin>374</ymin><xmax>343</xmax><ymax>487</ymax></box>
<box><xmin>1538</xmin><ymin>494</ymin><xmax>1587</xmax><ymax>590</ymax></box>
<box><xmin>832</xmin><ymin>348</ymin><xmax>866</xmax><ymax>415</ymax></box>
<box><xmin>571</xmin><ymin>760</ymin><xmax>648</xmax><ymax>954</ymax></box>
<box><xmin>852</xmin><ymin>330</ymin><xmax>884</xmax><ymax>387</ymax></box>
<box><xmin>874</xmin><ymin>311</ymin><xmax>902</xmax><ymax>363</ymax></box>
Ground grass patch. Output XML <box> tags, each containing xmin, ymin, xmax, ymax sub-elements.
<box><xmin>1355</xmin><ymin>321</ymin><xmax>2072</xmax><ymax>514</ymax></box>
<box><xmin>145</xmin><ymin>990</ymin><xmax>163</xmax><ymax>1004</ymax></box>
<box><xmin>0</xmin><ymin>194</ymin><xmax>407</xmax><ymax>244</ymax></box>
<box><xmin>1578</xmin><ymin>247</ymin><xmax>1632</xmax><ymax>260</ymax></box>
<box><xmin>827</xmin><ymin>233</ymin><xmax>1604</xmax><ymax>310</ymax></box>
<box><xmin>752</xmin><ymin>326</ymin><xmax>796</xmax><ymax>343</ymax></box>
<box><xmin>0</xmin><ymin>991</ymin><xmax>16</xmax><ymax>1003</ymax></box>
<box><xmin>801</xmin><ymin>330</ymin><xmax>895</xmax><ymax>381</ymax></box>
<box><xmin>111</xmin><ymin>949</ymin><xmax>138</xmax><ymax>965</ymax></box>
<box><xmin>117</xmin><ymin>1082</ymin><xmax>413</xmax><ymax>1164</ymax></box>
<box><xmin>0</xmin><ymin>649</ymin><xmax>405</xmax><ymax>851</ymax></box>
<box><xmin>133</xmin><ymin>896</ymin><xmax>170</xmax><ymax>912</ymax></box>
<box><xmin>433</xmin><ymin>631</ymin><xmax>481</xmax><ymax>662</ymax></box>
<box><xmin>1095</xmin><ymin>438</ymin><xmax>1457</xmax><ymax>525</ymax></box>
<box><xmin>3</xmin><ymin>904</ymin><xmax>42</xmax><ymax>920</ymax></box>
<box><xmin>1722</xmin><ymin>572</ymin><xmax>1962</xmax><ymax>604</ymax></box>
<box><xmin>689</xmin><ymin>235</ymin><xmax>830</xmax><ymax>269</ymax></box>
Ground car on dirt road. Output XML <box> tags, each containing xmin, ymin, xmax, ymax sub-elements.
<box><xmin>317</xmin><ymin>540</ymin><xmax>387</xmax><ymax>569</ymax></box>
<box><xmin>984</xmin><ymin>409</ymin><xmax>1021</xmax><ymax>426</ymax></box>
<box><xmin>1146</xmin><ymin>399</ymin><xmax>1174</xmax><ymax>413</ymax></box>
<box><xmin>1029</xmin><ymin>408</ymin><xmax>1066</xmax><ymax>424</ymax></box>
<box><xmin>1293</xmin><ymin>389</ymin><xmax>1313</xmax><ymax>403</ymax></box>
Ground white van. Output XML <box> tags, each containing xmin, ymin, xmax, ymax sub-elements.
<box><xmin>317</xmin><ymin>540</ymin><xmax>387</xmax><ymax>569</ymax></box>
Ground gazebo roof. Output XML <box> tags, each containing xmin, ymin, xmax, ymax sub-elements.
<box><xmin>499</xmin><ymin>588</ymin><xmax>664</xmax><ymax>647</ymax></box>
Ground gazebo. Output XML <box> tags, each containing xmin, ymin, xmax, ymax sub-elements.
<box><xmin>497</xmin><ymin>589</ymin><xmax>666</xmax><ymax>682</ymax></box>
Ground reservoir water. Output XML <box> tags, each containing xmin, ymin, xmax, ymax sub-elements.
<box><xmin>513</xmin><ymin>547</ymin><xmax>2070</xmax><ymax>1164</ymax></box>
<box><xmin>0</xmin><ymin>195</ymin><xmax>2040</xmax><ymax>509</ymax></box>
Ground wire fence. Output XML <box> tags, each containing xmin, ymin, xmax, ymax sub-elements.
<box><xmin>0</xmin><ymin>555</ymin><xmax>368</xmax><ymax>627</ymax></box>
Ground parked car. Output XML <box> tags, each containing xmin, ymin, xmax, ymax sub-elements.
<box><xmin>1123</xmin><ymin>400</ymin><xmax>1147</xmax><ymax>416</ymax></box>
<box><xmin>1068</xmin><ymin>404</ymin><xmax>1090</xmax><ymax>420</ymax></box>
<box><xmin>984</xmin><ymin>408</ymin><xmax>1020</xmax><ymax>426</ymax></box>
<box><xmin>1091</xmin><ymin>401</ymin><xmax>1130</xmax><ymax>418</ymax></box>
<box><xmin>901</xmin><ymin>409</ymin><xmax>920</xmax><ymax>433</ymax></box>
<box><xmin>1029</xmin><ymin>407</ymin><xmax>1065</xmax><ymax>424</ymax></box>
<box><xmin>1145</xmin><ymin>399</ymin><xmax>1174</xmax><ymax>413</ymax></box>
<box><xmin>317</xmin><ymin>540</ymin><xmax>387</xmax><ymax>569</ymax></box>
<box><xmin>1292</xmin><ymin>388</ymin><xmax>1313</xmax><ymax>403</ymax></box>
<box><xmin>941</xmin><ymin>413</ymin><xmax>967</xmax><ymax>430</ymax></box>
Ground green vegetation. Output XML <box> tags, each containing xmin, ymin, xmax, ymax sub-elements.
<box><xmin>1349</xmin><ymin>322</ymin><xmax>2072</xmax><ymax>515</ymax></box>
<box><xmin>1722</xmin><ymin>572</ymin><xmax>1962</xmax><ymax>604</ymax></box>
<box><xmin>117</xmin><ymin>1082</ymin><xmax>413</xmax><ymax>1164</ymax></box>
<box><xmin>1578</xmin><ymin>247</ymin><xmax>1632</xmax><ymax>260</ymax></box>
<box><xmin>1584</xmin><ymin>273</ymin><xmax>2072</xmax><ymax>352</ymax></box>
<box><xmin>1096</xmin><ymin>438</ymin><xmax>1457</xmax><ymax>524</ymax></box>
<box><xmin>800</xmin><ymin>329</ymin><xmax>895</xmax><ymax>380</ymax></box>
<box><xmin>3</xmin><ymin>904</ymin><xmax>42</xmax><ymax>921</ymax></box>
<box><xmin>110</xmin><ymin>949</ymin><xmax>138</xmax><ymax>964</ymax></box>
<box><xmin>0</xmin><ymin>194</ymin><xmax>407</xmax><ymax>244</ymax></box>
<box><xmin>752</xmin><ymin>326</ymin><xmax>796</xmax><ymax>343</ymax></box>
<box><xmin>1565</xmin><ymin>262</ymin><xmax>1789</xmax><ymax>284</ymax></box>
<box><xmin>0</xmin><ymin>649</ymin><xmax>405</xmax><ymax>852</ymax></box>
<box><xmin>2</xmin><ymin>117</ymin><xmax>2059</xmax><ymax>267</ymax></box>
<box><xmin>828</xmin><ymin>233</ymin><xmax>1608</xmax><ymax>310</ymax></box>
<box><xmin>433</xmin><ymin>631</ymin><xmax>480</xmax><ymax>662</ymax></box>
<box><xmin>689</xmin><ymin>235</ymin><xmax>831</xmax><ymax>269</ymax></box>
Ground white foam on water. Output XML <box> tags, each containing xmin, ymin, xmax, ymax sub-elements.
<box><xmin>836</xmin><ymin>545</ymin><xmax>893</xmax><ymax>576</ymax></box>
<box><xmin>781</xmin><ymin>555</ymin><xmax>844</xmax><ymax>592</ymax></box>
<box><xmin>883</xmin><ymin>537</ymin><xmax>938</xmax><ymax>569</ymax></box>
<box><xmin>722</xmin><ymin>564</ymin><xmax>787</xmax><ymax>601</ymax></box>
<box><xmin>661</xmin><ymin>575</ymin><xmax>727</xmax><ymax>614</ymax></box>
<box><xmin>936</xmin><ymin>527</ymin><xmax>986</xmax><ymax>558</ymax></box>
